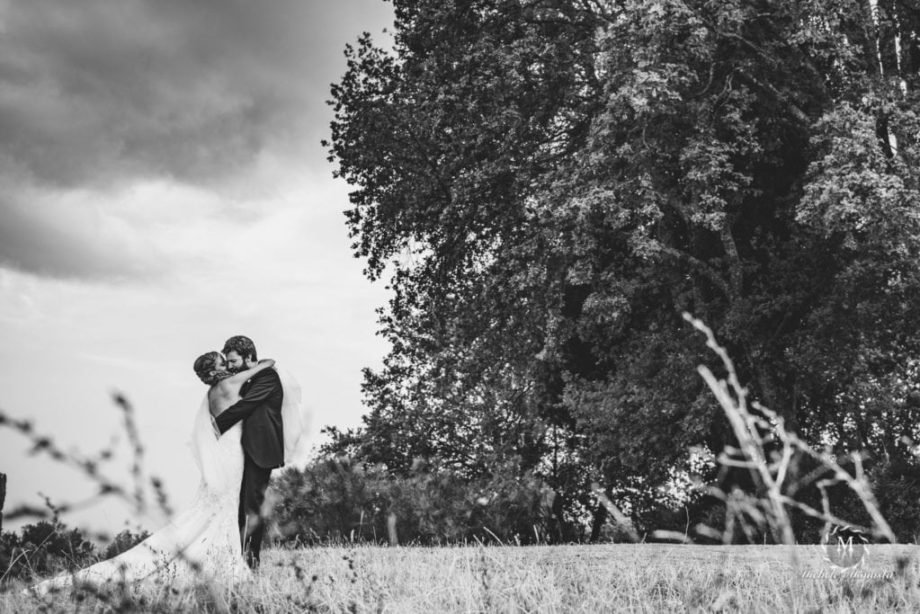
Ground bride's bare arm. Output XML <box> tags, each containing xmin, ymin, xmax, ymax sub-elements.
<box><xmin>208</xmin><ymin>359</ymin><xmax>277</xmax><ymax>420</ymax></box>
<box><xmin>221</xmin><ymin>359</ymin><xmax>275</xmax><ymax>389</ymax></box>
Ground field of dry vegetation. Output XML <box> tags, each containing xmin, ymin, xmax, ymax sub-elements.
<box><xmin>2</xmin><ymin>543</ymin><xmax>919</xmax><ymax>613</ymax></box>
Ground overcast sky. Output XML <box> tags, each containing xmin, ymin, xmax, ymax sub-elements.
<box><xmin>0</xmin><ymin>0</ymin><xmax>395</xmax><ymax>535</ymax></box>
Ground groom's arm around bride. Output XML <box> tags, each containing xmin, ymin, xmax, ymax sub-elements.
<box><xmin>213</xmin><ymin>364</ymin><xmax>285</xmax><ymax>468</ymax></box>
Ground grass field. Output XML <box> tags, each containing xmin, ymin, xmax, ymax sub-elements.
<box><xmin>3</xmin><ymin>543</ymin><xmax>920</xmax><ymax>612</ymax></box>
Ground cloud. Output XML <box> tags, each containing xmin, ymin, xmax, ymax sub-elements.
<box><xmin>0</xmin><ymin>0</ymin><xmax>391</xmax><ymax>188</ymax></box>
<box><xmin>0</xmin><ymin>0</ymin><xmax>393</xmax><ymax>278</ymax></box>
<box><xmin>0</xmin><ymin>187</ymin><xmax>170</xmax><ymax>280</ymax></box>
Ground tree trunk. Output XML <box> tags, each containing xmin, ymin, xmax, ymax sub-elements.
<box><xmin>0</xmin><ymin>472</ymin><xmax>6</xmax><ymax>534</ymax></box>
<box><xmin>387</xmin><ymin>511</ymin><xmax>398</xmax><ymax>546</ymax></box>
<box><xmin>589</xmin><ymin>502</ymin><xmax>608</xmax><ymax>542</ymax></box>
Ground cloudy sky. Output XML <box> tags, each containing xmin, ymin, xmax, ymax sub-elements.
<box><xmin>0</xmin><ymin>0</ymin><xmax>395</xmax><ymax>535</ymax></box>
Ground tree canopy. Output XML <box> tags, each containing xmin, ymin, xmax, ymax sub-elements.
<box><xmin>324</xmin><ymin>0</ymin><xmax>920</xmax><ymax>540</ymax></box>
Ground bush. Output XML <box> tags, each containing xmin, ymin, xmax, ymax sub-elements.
<box><xmin>103</xmin><ymin>528</ymin><xmax>151</xmax><ymax>560</ymax></box>
<box><xmin>271</xmin><ymin>455</ymin><xmax>554</xmax><ymax>546</ymax></box>
<box><xmin>1</xmin><ymin>520</ymin><xmax>97</xmax><ymax>581</ymax></box>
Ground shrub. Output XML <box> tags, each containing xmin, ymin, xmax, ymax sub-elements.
<box><xmin>103</xmin><ymin>528</ymin><xmax>151</xmax><ymax>560</ymax></box>
<box><xmin>271</xmin><ymin>455</ymin><xmax>554</xmax><ymax>545</ymax></box>
<box><xmin>1</xmin><ymin>521</ymin><xmax>97</xmax><ymax>581</ymax></box>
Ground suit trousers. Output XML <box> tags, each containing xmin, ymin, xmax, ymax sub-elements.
<box><xmin>238</xmin><ymin>453</ymin><xmax>273</xmax><ymax>569</ymax></box>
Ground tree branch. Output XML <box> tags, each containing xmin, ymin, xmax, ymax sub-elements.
<box><xmin>658</xmin><ymin>244</ymin><xmax>732</xmax><ymax>299</ymax></box>
<box><xmin>734</xmin><ymin>69</ymin><xmax>810</xmax><ymax>125</ymax></box>
<box><xmin>719</xmin><ymin>220</ymin><xmax>743</xmax><ymax>298</ymax></box>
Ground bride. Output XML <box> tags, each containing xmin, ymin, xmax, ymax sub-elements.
<box><xmin>29</xmin><ymin>352</ymin><xmax>303</xmax><ymax>595</ymax></box>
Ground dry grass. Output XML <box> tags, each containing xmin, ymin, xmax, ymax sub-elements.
<box><xmin>3</xmin><ymin>543</ymin><xmax>920</xmax><ymax>613</ymax></box>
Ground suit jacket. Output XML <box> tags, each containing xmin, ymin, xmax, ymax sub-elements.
<box><xmin>215</xmin><ymin>368</ymin><xmax>285</xmax><ymax>469</ymax></box>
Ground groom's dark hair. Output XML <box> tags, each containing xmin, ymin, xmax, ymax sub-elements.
<box><xmin>223</xmin><ymin>335</ymin><xmax>257</xmax><ymax>362</ymax></box>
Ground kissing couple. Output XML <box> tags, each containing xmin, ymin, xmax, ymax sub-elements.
<box><xmin>31</xmin><ymin>335</ymin><xmax>306</xmax><ymax>595</ymax></box>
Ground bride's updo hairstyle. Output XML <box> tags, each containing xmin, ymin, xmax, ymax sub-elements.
<box><xmin>193</xmin><ymin>351</ymin><xmax>225</xmax><ymax>386</ymax></box>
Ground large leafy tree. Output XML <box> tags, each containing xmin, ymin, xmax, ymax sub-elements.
<box><xmin>326</xmin><ymin>0</ymin><xmax>920</xmax><ymax>537</ymax></box>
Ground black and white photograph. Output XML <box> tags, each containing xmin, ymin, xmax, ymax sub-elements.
<box><xmin>2</xmin><ymin>0</ymin><xmax>920</xmax><ymax>611</ymax></box>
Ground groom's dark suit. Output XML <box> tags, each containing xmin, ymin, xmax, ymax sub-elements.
<box><xmin>214</xmin><ymin>367</ymin><xmax>284</xmax><ymax>569</ymax></box>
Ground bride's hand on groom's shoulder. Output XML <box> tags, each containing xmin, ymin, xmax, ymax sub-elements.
<box><xmin>258</xmin><ymin>358</ymin><xmax>275</xmax><ymax>367</ymax></box>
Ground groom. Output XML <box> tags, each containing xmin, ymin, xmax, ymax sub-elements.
<box><xmin>214</xmin><ymin>335</ymin><xmax>283</xmax><ymax>570</ymax></box>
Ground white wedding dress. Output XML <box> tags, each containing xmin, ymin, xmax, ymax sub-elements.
<box><xmin>30</xmin><ymin>366</ymin><xmax>306</xmax><ymax>596</ymax></box>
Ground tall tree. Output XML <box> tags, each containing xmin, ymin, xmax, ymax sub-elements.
<box><xmin>326</xmin><ymin>0</ymin><xmax>920</xmax><ymax>536</ymax></box>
